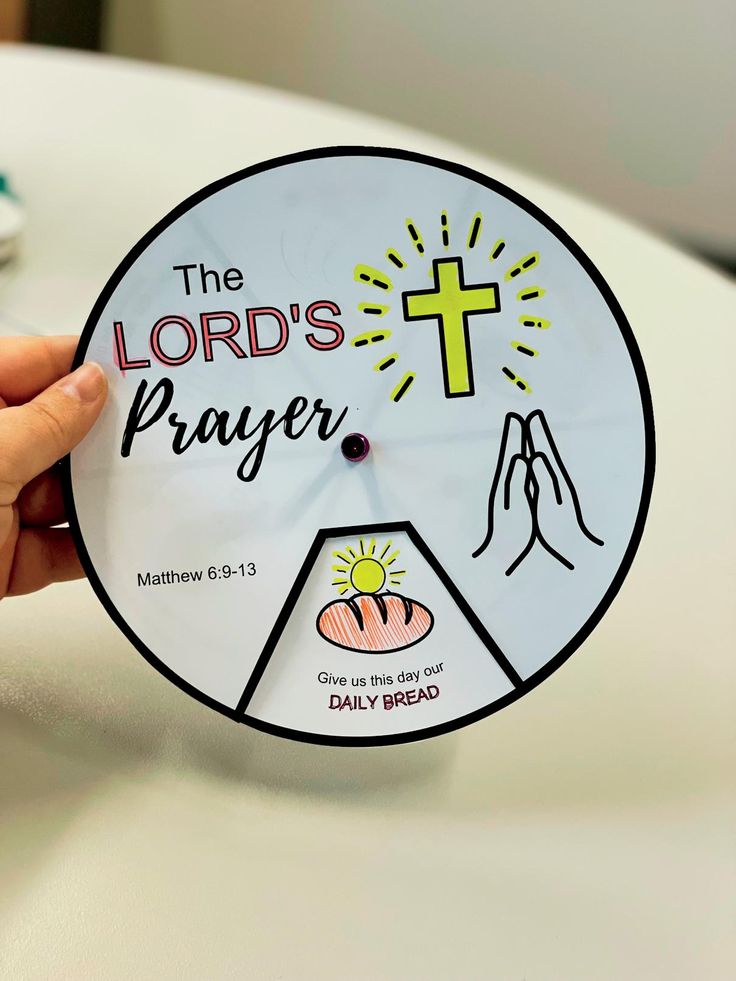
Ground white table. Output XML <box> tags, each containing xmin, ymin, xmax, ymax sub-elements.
<box><xmin>1</xmin><ymin>45</ymin><xmax>734</xmax><ymax>980</ymax></box>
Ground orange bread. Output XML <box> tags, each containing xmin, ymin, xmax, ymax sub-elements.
<box><xmin>317</xmin><ymin>591</ymin><xmax>434</xmax><ymax>653</ymax></box>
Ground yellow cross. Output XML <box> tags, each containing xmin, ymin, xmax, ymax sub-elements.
<box><xmin>402</xmin><ymin>256</ymin><xmax>500</xmax><ymax>398</ymax></box>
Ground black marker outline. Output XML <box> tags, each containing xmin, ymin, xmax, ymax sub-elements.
<box><xmin>402</xmin><ymin>256</ymin><xmax>500</xmax><ymax>400</ymax></box>
<box><xmin>237</xmin><ymin>520</ymin><xmax>522</xmax><ymax>715</ymax></box>
<box><xmin>474</xmin><ymin>409</ymin><xmax>605</xmax><ymax>571</ymax></box>
<box><xmin>467</xmin><ymin>214</ymin><xmax>482</xmax><ymax>249</ymax></box>
<box><xmin>60</xmin><ymin>146</ymin><xmax>655</xmax><ymax>748</ymax></box>
<box><xmin>314</xmin><ymin>586</ymin><xmax>435</xmax><ymax>655</ymax></box>
<box><xmin>527</xmin><ymin>409</ymin><xmax>605</xmax><ymax>547</ymax></box>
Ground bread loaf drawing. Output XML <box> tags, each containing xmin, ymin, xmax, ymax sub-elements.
<box><xmin>317</xmin><ymin>591</ymin><xmax>434</xmax><ymax>653</ymax></box>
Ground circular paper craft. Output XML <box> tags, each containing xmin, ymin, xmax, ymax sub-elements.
<box><xmin>64</xmin><ymin>147</ymin><xmax>654</xmax><ymax>746</ymax></box>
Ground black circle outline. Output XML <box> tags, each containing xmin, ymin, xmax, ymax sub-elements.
<box><xmin>60</xmin><ymin>146</ymin><xmax>655</xmax><ymax>747</ymax></box>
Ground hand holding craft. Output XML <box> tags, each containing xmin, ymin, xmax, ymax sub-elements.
<box><xmin>0</xmin><ymin>336</ymin><xmax>107</xmax><ymax>597</ymax></box>
<box><xmin>55</xmin><ymin>149</ymin><xmax>652</xmax><ymax>745</ymax></box>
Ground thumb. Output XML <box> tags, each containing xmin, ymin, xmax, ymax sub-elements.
<box><xmin>0</xmin><ymin>362</ymin><xmax>108</xmax><ymax>501</ymax></box>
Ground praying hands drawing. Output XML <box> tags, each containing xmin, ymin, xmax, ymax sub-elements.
<box><xmin>473</xmin><ymin>409</ymin><xmax>604</xmax><ymax>575</ymax></box>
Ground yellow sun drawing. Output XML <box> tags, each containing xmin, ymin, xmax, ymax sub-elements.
<box><xmin>331</xmin><ymin>539</ymin><xmax>406</xmax><ymax>596</ymax></box>
<box><xmin>352</xmin><ymin>210</ymin><xmax>549</xmax><ymax>400</ymax></box>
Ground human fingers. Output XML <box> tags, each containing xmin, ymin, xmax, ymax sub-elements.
<box><xmin>3</xmin><ymin>527</ymin><xmax>83</xmax><ymax>596</ymax></box>
<box><xmin>17</xmin><ymin>468</ymin><xmax>66</xmax><ymax>526</ymax></box>
<box><xmin>0</xmin><ymin>362</ymin><xmax>107</xmax><ymax>502</ymax></box>
<box><xmin>0</xmin><ymin>336</ymin><xmax>78</xmax><ymax>405</ymax></box>
<box><xmin>527</xmin><ymin>409</ymin><xmax>557</xmax><ymax>462</ymax></box>
<box><xmin>529</xmin><ymin>453</ymin><xmax>576</xmax><ymax>570</ymax></box>
<box><xmin>528</xmin><ymin>410</ymin><xmax>604</xmax><ymax>546</ymax></box>
<box><xmin>502</xmin><ymin>411</ymin><xmax>525</xmax><ymax>462</ymax></box>
<box><xmin>496</xmin><ymin>412</ymin><xmax>525</xmax><ymax>491</ymax></box>
<box><xmin>527</xmin><ymin>409</ymin><xmax>569</xmax><ymax>485</ymax></box>
<box><xmin>503</xmin><ymin>455</ymin><xmax>535</xmax><ymax>576</ymax></box>
<box><xmin>530</xmin><ymin>451</ymin><xmax>564</xmax><ymax>505</ymax></box>
<box><xmin>471</xmin><ymin>412</ymin><xmax>525</xmax><ymax>558</ymax></box>
<box><xmin>504</xmin><ymin>453</ymin><xmax>529</xmax><ymax>510</ymax></box>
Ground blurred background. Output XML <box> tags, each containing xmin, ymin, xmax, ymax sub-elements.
<box><xmin>2</xmin><ymin>0</ymin><xmax>734</xmax><ymax>271</ymax></box>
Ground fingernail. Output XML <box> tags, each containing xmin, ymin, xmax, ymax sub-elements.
<box><xmin>60</xmin><ymin>362</ymin><xmax>106</xmax><ymax>403</ymax></box>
